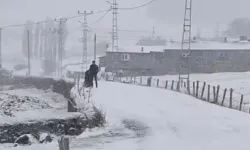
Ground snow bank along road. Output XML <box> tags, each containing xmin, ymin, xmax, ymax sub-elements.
<box><xmin>2</xmin><ymin>81</ymin><xmax>250</xmax><ymax>150</ymax></box>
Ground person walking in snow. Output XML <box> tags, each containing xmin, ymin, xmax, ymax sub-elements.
<box><xmin>89</xmin><ymin>60</ymin><xmax>99</xmax><ymax>88</ymax></box>
<box><xmin>84</xmin><ymin>70</ymin><xmax>93</xmax><ymax>88</ymax></box>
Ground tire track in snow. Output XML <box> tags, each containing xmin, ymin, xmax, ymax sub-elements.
<box><xmin>70</xmin><ymin>118</ymin><xmax>151</xmax><ymax>149</ymax></box>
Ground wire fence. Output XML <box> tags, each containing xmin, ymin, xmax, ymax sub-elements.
<box><xmin>104</xmin><ymin>74</ymin><xmax>250</xmax><ymax>114</ymax></box>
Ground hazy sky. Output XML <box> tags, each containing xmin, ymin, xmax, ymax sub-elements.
<box><xmin>1</xmin><ymin>0</ymin><xmax>248</xmax><ymax>32</ymax></box>
<box><xmin>0</xmin><ymin>0</ymin><xmax>153</xmax><ymax>28</ymax></box>
<box><xmin>0</xmin><ymin>0</ymin><xmax>161</xmax><ymax>55</ymax></box>
<box><xmin>0</xmin><ymin>0</ymin><xmax>249</xmax><ymax>64</ymax></box>
<box><xmin>147</xmin><ymin>0</ymin><xmax>250</xmax><ymax>26</ymax></box>
<box><xmin>0</xmin><ymin>0</ymin><xmax>249</xmax><ymax>48</ymax></box>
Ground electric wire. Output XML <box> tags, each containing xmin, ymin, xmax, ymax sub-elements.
<box><xmin>118</xmin><ymin>0</ymin><xmax>157</xmax><ymax>10</ymax></box>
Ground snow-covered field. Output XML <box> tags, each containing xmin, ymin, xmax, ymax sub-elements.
<box><xmin>148</xmin><ymin>72</ymin><xmax>250</xmax><ymax>105</ymax></box>
<box><xmin>2</xmin><ymin>80</ymin><xmax>250</xmax><ymax>150</ymax></box>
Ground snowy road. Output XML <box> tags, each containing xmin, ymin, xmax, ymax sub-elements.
<box><xmin>2</xmin><ymin>81</ymin><xmax>250</xmax><ymax>150</ymax></box>
<box><xmin>84</xmin><ymin>81</ymin><xmax>250</xmax><ymax>150</ymax></box>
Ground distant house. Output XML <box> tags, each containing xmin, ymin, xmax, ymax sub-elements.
<box><xmin>99</xmin><ymin>44</ymin><xmax>250</xmax><ymax>76</ymax></box>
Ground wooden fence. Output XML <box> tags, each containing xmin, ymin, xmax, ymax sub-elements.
<box><xmin>105</xmin><ymin>75</ymin><xmax>250</xmax><ymax>114</ymax></box>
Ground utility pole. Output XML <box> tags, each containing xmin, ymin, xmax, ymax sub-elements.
<box><xmin>27</xmin><ymin>30</ymin><xmax>31</xmax><ymax>76</ymax></box>
<box><xmin>78</xmin><ymin>11</ymin><xmax>93</xmax><ymax>73</ymax></box>
<box><xmin>57</xmin><ymin>18</ymin><xmax>67</xmax><ymax>76</ymax></box>
<box><xmin>178</xmin><ymin>0</ymin><xmax>192</xmax><ymax>91</ymax></box>
<box><xmin>216</xmin><ymin>23</ymin><xmax>220</xmax><ymax>38</ymax></box>
<box><xmin>94</xmin><ymin>33</ymin><xmax>97</xmax><ymax>61</ymax></box>
<box><xmin>0</xmin><ymin>28</ymin><xmax>2</xmax><ymax>68</ymax></box>
<box><xmin>152</xmin><ymin>26</ymin><xmax>155</xmax><ymax>38</ymax></box>
<box><xmin>107</xmin><ymin>0</ymin><xmax>118</xmax><ymax>52</ymax></box>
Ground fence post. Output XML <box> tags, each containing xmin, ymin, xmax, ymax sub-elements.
<box><xmin>184</xmin><ymin>82</ymin><xmax>186</xmax><ymax>88</ymax></box>
<box><xmin>212</xmin><ymin>86</ymin><xmax>216</xmax><ymax>103</ymax></box>
<box><xmin>187</xmin><ymin>80</ymin><xmax>190</xmax><ymax>95</ymax></box>
<box><xmin>176</xmin><ymin>80</ymin><xmax>180</xmax><ymax>91</ymax></box>
<box><xmin>140</xmin><ymin>77</ymin><xmax>142</xmax><ymax>85</ymax></box>
<box><xmin>229</xmin><ymin>88</ymin><xmax>233</xmax><ymax>108</ymax></box>
<box><xmin>196</xmin><ymin>81</ymin><xmax>199</xmax><ymax>98</ymax></box>
<box><xmin>147</xmin><ymin>77</ymin><xmax>152</xmax><ymax>87</ymax></box>
<box><xmin>177</xmin><ymin>80</ymin><xmax>180</xmax><ymax>91</ymax></box>
<box><xmin>192</xmin><ymin>82</ymin><xmax>195</xmax><ymax>96</ymax></box>
<box><xmin>207</xmin><ymin>85</ymin><xmax>210</xmax><ymax>102</ymax></box>
<box><xmin>105</xmin><ymin>74</ymin><xmax>108</xmax><ymax>81</ymax></box>
<box><xmin>239</xmin><ymin>94</ymin><xmax>244</xmax><ymax>111</ymax></box>
<box><xmin>221</xmin><ymin>88</ymin><xmax>227</xmax><ymax>106</ymax></box>
<box><xmin>200</xmin><ymin>82</ymin><xmax>206</xmax><ymax>100</ymax></box>
<box><xmin>171</xmin><ymin>80</ymin><xmax>174</xmax><ymax>90</ymax></box>
<box><xmin>157</xmin><ymin>79</ymin><xmax>159</xmax><ymax>87</ymax></box>
<box><xmin>58</xmin><ymin>136</ymin><xmax>70</xmax><ymax>150</ymax></box>
<box><xmin>165</xmin><ymin>80</ymin><xmax>168</xmax><ymax>89</ymax></box>
<box><xmin>215</xmin><ymin>85</ymin><xmax>220</xmax><ymax>103</ymax></box>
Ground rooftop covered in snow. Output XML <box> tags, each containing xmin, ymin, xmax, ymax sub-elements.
<box><xmin>106</xmin><ymin>41</ymin><xmax>250</xmax><ymax>53</ymax></box>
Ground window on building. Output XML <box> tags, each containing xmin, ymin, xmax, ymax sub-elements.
<box><xmin>121</xmin><ymin>53</ymin><xmax>130</xmax><ymax>61</ymax></box>
<box><xmin>197</xmin><ymin>51</ymin><xmax>203</xmax><ymax>58</ymax></box>
<box><xmin>219</xmin><ymin>52</ymin><xmax>227</xmax><ymax>57</ymax></box>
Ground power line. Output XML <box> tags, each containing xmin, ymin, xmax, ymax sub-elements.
<box><xmin>0</xmin><ymin>0</ymin><xmax>156</xmax><ymax>29</ymax></box>
<box><xmin>90</xmin><ymin>9</ymin><xmax>112</xmax><ymax>26</ymax></box>
<box><xmin>92</xmin><ymin>28</ymin><xmax>154</xmax><ymax>33</ymax></box>
<box><xmin>0</xmin><ymin>8</ymin><xmax>111</xmax><ymax>29</ymax></box>
<box><xmin>67</xmin><ymin>8</ymin><xmax>111</xmax><ymax>20</ymax></box>
<box><xmin>118</xmin><ymin>0</ymin><xmax>157</xmax><ymax>10</ymax></box>
<box><xmin>1</xmin><ymin>21</ymin><xmax>48</xmax><ymax>29</ymax></box>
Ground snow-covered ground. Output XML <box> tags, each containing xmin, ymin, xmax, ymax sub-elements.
<box><xmin>152</xmin><ymin>71</ymin><xmax>250</xmax><ymax>94</ymax></box>
<box><xmin>145</xmin><ymin>72</ymin><xmax>250</xmax><ymax>105</ymax></box>
<box><xmin>0</xmin><ymin>88</ymin><xmax>71</xmax><ymax>125</ymax></box>
<box><xmin>2</xmin><ymin>80</ymin><xmax>250</xmax><ymax>150</ymax></box>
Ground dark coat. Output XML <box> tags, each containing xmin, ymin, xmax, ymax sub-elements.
<box><xmin>84</xmin><ymin>70</ymin><xmax>93</xmax><ymax>87</ymax></box>
<box><xmin>89</xmin><ymin>64</ymin><xmax>99</xmax><ymax>75</ymax></box>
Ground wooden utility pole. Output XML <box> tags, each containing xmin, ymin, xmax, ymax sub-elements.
<box><xmin>57</xmin><ymin>18</ymin><xmax>67</xmax><ymax>76</ymax></box>
<box><xmin>0</xmin><ymin>28</ymin><xmax>2</xmax><ymax>68</ymax></box>
<box><xmin>27</xmin><ymin>30</ymin><xmax>31</xmax><ymax>76</ymax></box>
<box><xmin>94</xmin><ymin>33</ymin><xmax>97</xmax><ymax>61</ymax></box>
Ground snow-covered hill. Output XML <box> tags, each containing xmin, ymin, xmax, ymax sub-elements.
<box><xmin>2</xmin><ymin>81</ymin><xmax>250</xmax><ymax>150</ymax></box>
